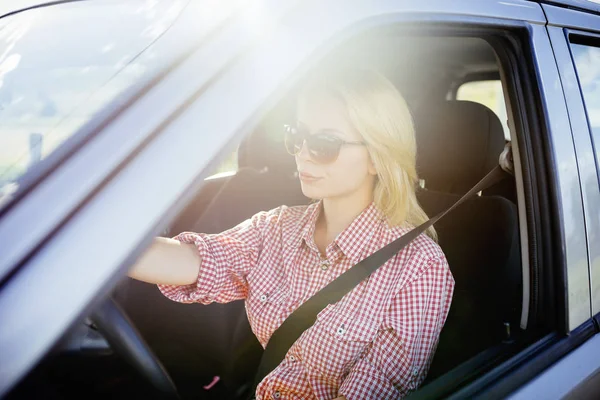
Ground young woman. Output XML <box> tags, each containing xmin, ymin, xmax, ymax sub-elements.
<box><xmin>129</xmin><ymin>69</ymin><xmax>454</xmax><ymax>399</ymax></box>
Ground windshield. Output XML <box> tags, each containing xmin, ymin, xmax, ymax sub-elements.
<box><xmin>0</xmin><ymin>0</ymin><xmax>187</xmax><ymax>206</ymax></box>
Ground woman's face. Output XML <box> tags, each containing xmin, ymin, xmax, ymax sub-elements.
<box><xmin>295</xmin><ymin>90</ymin><xmax>377</xmax><ymax>201</ymax></box>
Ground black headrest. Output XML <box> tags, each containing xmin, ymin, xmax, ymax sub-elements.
<box><xmin>237</xmin><ymin>125</ymin><xmax>296</xmax><ymax>174</ymax></box>
<box><xmin>415</xmin><ymin>100</ymin><xmax>505</xmax><ymax>195</ymax></box>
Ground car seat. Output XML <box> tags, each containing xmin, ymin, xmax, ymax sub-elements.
<box><xmin>414</xmin><ymin>100</ymin><xmax>522</xmax><ymax>379</ymax></box>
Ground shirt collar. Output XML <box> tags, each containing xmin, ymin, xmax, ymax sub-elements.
<box><xmin>288</xmin><ymin>200</ymin><xmax>386</xmax><ymax>265</ymax></box>
<box><xmin>286</xmin><ymin>201</ymin><xmax>321</xmax><ymax>250</ymax></box>
<box><xmin>334</xmin><ymin>202</ymin><xmax>384</xmax><ymax>264</ymax></box>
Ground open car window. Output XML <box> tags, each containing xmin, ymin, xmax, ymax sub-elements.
<box><xmin>159</xmin><ymin>31</ymin><xmax>531</xmax><ymax>398</ymax></box>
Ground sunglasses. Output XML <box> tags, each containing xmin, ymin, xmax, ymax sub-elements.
<box><xmin>284</xmin><ymin>124</ymin><xmax>366</xmax><ymax>164</ymax></box>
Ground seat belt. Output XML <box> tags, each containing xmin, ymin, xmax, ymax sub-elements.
<box><xmin>249</xmin><ymin>165</ymin><xmax>509</xmax><ymax>397</ymax></box>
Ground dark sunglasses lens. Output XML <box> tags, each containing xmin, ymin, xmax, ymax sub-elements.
<box><xmin>306</xmin><ymin>134</ymin><xmax>341</xmax><ymax>163</ymax></box>
<box><xmin>284</xmin><ymin>126</ymin><xmax>342</xmax><ymax>163</ymax></box>
<box><xmin>284</xmin><ymin>125</ymin><xmax>304</xmax><ymax>155</ymax></box>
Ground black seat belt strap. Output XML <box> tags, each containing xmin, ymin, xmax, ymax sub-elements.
<box><xmin>250</xmin><ymin>165</ymin><xmax>509</xmax><ymax>396</ymax></box>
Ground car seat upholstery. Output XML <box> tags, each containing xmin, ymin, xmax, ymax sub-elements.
<box><xmin>417</xmin><ymin>99</ymin><xmax>517</xmax><ymax>204</ymax></box>
<box><xmin>416</xmin><ymin>100</ymin><xmax>506</xmax><ymax>195</ymax></box>
<box><xmin>414</xmin><ymin>100</ymin><xmax>522</xmax><ymax>379</ymax></box>
<box><xmin>191</xmin><ymin>121</ymin><xmax>308</xmax><ymax>235</ymax></box>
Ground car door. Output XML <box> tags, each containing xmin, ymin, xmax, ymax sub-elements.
<box><xmin>542</xmin><ymin>1</ymin><xmax>600</xmax><ymax>326</ymax></box>
<box><xmin>507</xmin><ymin>4</ymin><xmax>600</xmax><ymax>398</ymax></box>
<box><xmin>0</xmin><ymin>0</ymin><xmax>597</xmax><ymax>398</ymax></box>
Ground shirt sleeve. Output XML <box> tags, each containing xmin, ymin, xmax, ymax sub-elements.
<box><xmin>338</xmin><ymin>256</ymin><xmax>455</xmax><ymax>399</ymax></box>
<box><xmin>157</xmin><ymin>207</ymin><xmax>282</xmax><ymax>304</ymax></box>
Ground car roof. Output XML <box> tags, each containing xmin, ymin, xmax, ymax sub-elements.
<box><xmin>529</xmin><ymin>0</ymin><xmax>600</xmax><ymax>13</ymax></box>
<box><xmin>0</xmin><ymin>0</ymin><xmax>82</xmax><ymax>18</ymax></box>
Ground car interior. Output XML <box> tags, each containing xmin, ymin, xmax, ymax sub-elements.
<box><xmin>7</xmin><ymin>31</ymin><xmax>530</xmax><ymax>400</ymax></box>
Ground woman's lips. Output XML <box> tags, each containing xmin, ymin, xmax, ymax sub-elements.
<box><xmin>299</xmin><ymin>172</ymin><xmax>322</xmax><ymax>183</ymax></box>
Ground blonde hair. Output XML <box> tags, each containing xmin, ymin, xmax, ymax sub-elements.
<box><xmin>300</xmin><ymin>69</ymin><xmax>436</xmax><ymax>240</ymax></box>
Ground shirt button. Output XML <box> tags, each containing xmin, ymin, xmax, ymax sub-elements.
<box><xmin>260</xmin><ymin>294</ymin><xmax>267</xmax><ymax>302</ymax></box>
<box><xmin>289</xmin><ymin>356</ymin><xmax>295</xmax><ymax>362</ymax></box>
<box><xmin>337</xmin><ymin>325</ymin><xmax>346</xmax><ymax>336</ymax></box>
<box><xmin>273</xmin><ymin>391</ymin><xmax>281</xmax><ymax>398</ymax></box>
<box><xmin>413</xmin><ymin>367</ymin><xmax>419</xmax><ymax>376</ymax></box>
<box><xmin>320</xmin><ymin>260</ymin><xmax>330</xmax><ymax>271</ymax></box>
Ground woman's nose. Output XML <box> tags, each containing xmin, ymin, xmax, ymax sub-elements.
<box><xmin>296</xmin><ymin>139</ymin><xmax>312</xmax><ymax>162</ymax></box>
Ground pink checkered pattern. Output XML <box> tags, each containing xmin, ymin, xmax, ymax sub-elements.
<box><xmin>159</xmin><ymin>202</ymin><xmax>454</xmax><ymax>399</ymax></box>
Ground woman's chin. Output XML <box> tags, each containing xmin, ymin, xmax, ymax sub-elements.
<box><xmin>300</xmin><ymin>185</ymin><xmax>325</xmax><ymax>200</ymax></box>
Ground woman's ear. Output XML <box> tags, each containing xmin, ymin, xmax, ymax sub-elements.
<box><xmin>367</xmin><ymin>156</ymin><xmax>377</xmax><ymax>176</ymax></box>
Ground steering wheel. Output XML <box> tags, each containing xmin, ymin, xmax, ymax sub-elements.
<box><xmin>91</xmin><ymin>297</ymin><xmax>180</xmax><ymax>399</ymax></box>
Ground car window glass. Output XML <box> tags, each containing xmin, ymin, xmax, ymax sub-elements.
<box><xmin>457</xmin><ymin>80</ymin><xmax>510</xmax><ymax>140</ymax></box>
<box><xmin>0</xmin><ymin>1</ymin><xmax>185</xmax><ymax>202</ymax></box>
<box><xmin>570</xmin><ymin>41</ymin><xmax>600</xmax><ymax>143</ymax></box>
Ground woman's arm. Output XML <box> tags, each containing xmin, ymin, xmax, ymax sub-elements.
<box><xmin>143</xmin><ymin>207</ymin><xmax>282</xmax><ymax>305</ymax></box>
<box><xmin>128</xmin><ymin>237</ymin><xmax>201</xmax><ymax>286</ymax></box>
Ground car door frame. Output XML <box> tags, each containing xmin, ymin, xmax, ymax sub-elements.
<box><xmin>463</xmin><ymin>4</ymin><xmax>600</xmax><ymax>398</ymax></box>
<box><xmin>542</xmin><ymin>2</ymin><xmax>600</xmax><ymax>321</ymax></box>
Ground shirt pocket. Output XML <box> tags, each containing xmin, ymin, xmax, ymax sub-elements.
<box><xmin>302</xmin><ymin>308</ymin><xmax>379</xmax><ymax>378</ymax></box>
<box><xmin>246</xmin><ymin>287</ymin><xmax>288</xmax><ymax>345</ymax></box>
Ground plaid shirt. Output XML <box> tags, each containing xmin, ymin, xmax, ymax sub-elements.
<box><xmin>159</xmin><ymin>201</ymin><xmax>454</xmax><ymax>399</ymax></box>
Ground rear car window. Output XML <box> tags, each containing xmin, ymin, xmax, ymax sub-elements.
<box><xmin>457</xmin><ymin>80</ymin><xmax>510</xmax><ymax>140</ymax></box>
<box><xmin>570</xmin><ymin>41</ymin><xmax>600</xmax><ymax>140</ymax></box>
